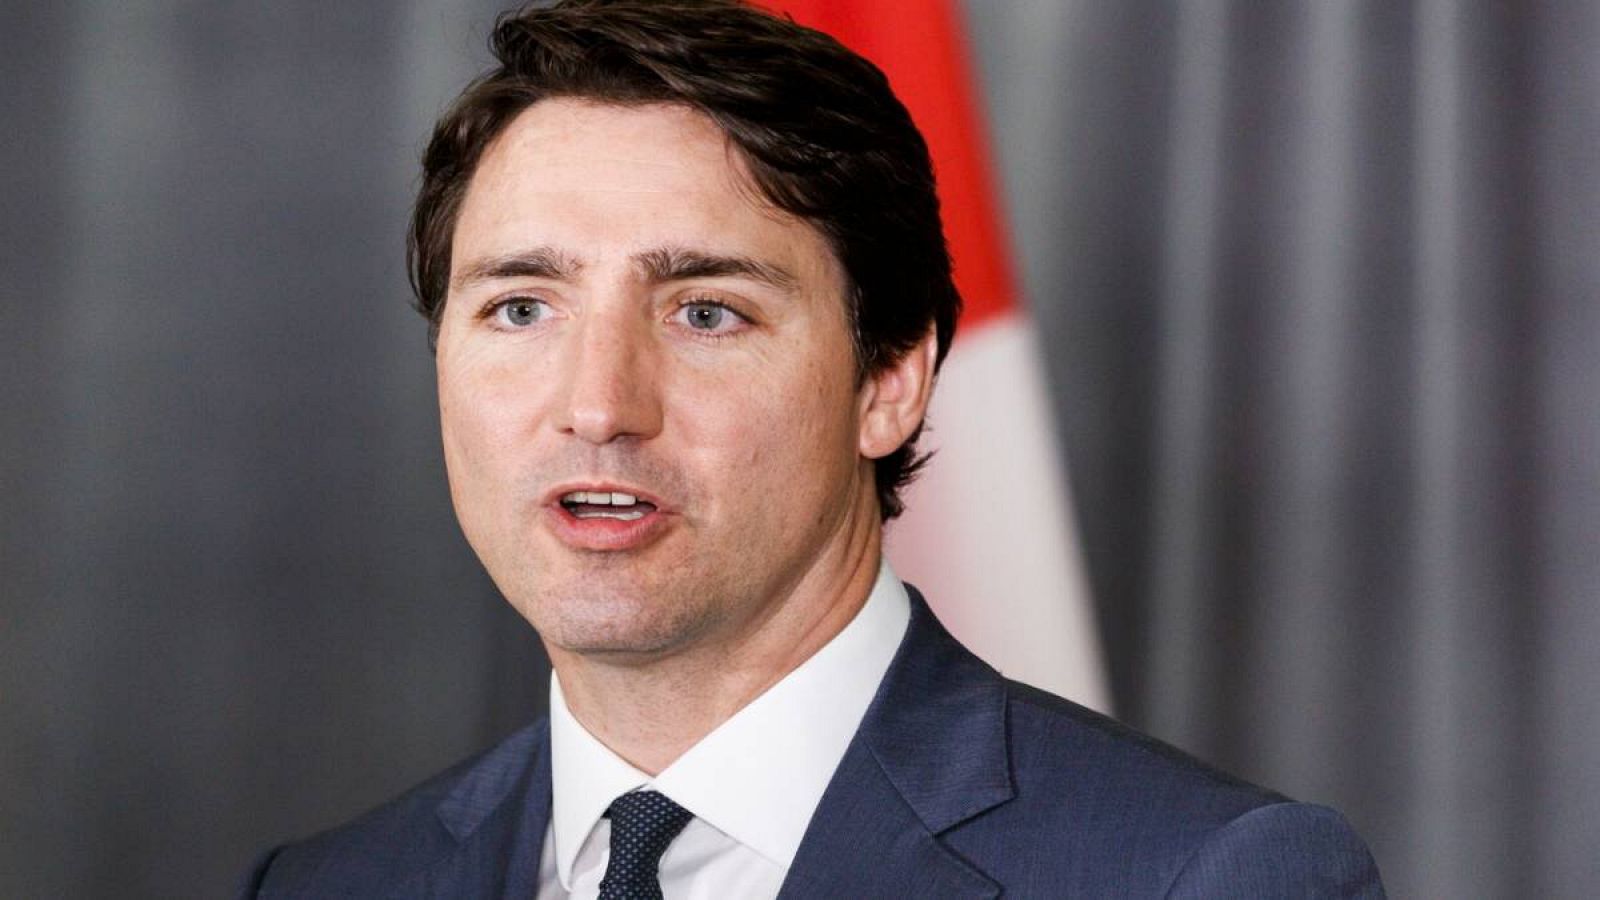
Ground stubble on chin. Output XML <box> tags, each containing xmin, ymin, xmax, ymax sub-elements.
<box><xmin>514</xmin><ymin>566</ymin><xmax>733</xmax><ymax>662</ymax></box>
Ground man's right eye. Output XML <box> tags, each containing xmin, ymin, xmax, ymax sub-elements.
<box><xmin>494</xmin><ymin>298</ymin><xmax>549</xmax><ymax>327</ymax></box>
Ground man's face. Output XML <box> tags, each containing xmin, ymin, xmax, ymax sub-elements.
<box><xmin>437</xmin><ymin>99</ymin><xmax>892</xmax><ymax>661</ymax></box>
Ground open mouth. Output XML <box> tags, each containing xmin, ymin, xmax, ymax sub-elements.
<box><xmin>559</xmin><ymin>490</ymin><xmax>659</xmax><ymax>521</ymax></box>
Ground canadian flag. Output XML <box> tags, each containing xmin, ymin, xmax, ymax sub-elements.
<box><xmin>776</xmin><ymin>0</ymin><xmax>1111</xmax><ymax>712</ymax></box>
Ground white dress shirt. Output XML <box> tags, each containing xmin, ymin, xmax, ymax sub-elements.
<box><xmin>536</xmin><ymin>560</ymin><xmax>911</xmax><ymax>899</ymax></box>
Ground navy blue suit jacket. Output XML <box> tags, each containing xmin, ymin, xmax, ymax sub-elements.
<box><xmin>244</xmin><ymin>587</ymin><xmax>1385</xmax><ymax>897</ymax></box>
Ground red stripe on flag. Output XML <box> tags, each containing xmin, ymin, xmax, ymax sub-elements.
<box><xmin>770</xmin><ymin>0</ymin><xmax>1018</xmax><ymax>332</ymax></box>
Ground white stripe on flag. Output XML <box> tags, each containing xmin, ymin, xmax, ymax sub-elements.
<box><xmin>886</xmin><ymin>314</ymin><xmax>1111</xmax><ymax>713</ymax></box>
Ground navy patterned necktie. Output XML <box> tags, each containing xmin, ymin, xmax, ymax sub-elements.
<box><xmin>597</xmin><ymin>790</ymin><xmax>694</xmax><ymax>900</ymax></box>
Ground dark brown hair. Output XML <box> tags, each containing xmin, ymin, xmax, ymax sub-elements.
<box><xmin>409</xmin><ymin>0</ymin><xmax>961</xmax><ymax>519</ymax></box>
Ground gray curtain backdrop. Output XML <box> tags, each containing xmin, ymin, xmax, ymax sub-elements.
<box><xmin>968</xmin><ymin>3</ymin><xmax>1599</xmax><ymax>898</ymax></box>
<box><xmin>1</xmin><ymin>2</ymin><xmax>1594</xmax><ymax>898</ymax></box>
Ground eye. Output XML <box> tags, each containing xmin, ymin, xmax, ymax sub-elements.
<box><xmin>676</xmin><ymin>300</ymin><xmax>746</xmax><ymax>335</ymax></box>
<box><xmin>492</xmin><ymin>297</ymin><xmax>550</xmax><ymax>328</ymax></box>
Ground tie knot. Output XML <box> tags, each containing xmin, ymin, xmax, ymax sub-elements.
<box><xmin>599</xmin><ymin>790</ymin><xmax>694</xmax><ymax>899</ymax></box>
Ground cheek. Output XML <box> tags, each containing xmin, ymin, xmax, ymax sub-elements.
<box><xmin>438</xmin><ymin>347</ymin><xmax>543</xmax><ymax>480</ymax></box>
<box><xmin>676</xmin><ymin>352</ymin><xmax>859</xmax><ymax>488</ymax></box>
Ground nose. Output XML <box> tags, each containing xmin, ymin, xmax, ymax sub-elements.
<box><xmin>554</xmin><ymin>310</ymin><xmax>663</xmax><ymax>445</ymax></box>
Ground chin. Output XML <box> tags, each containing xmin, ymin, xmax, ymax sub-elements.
<box><xmin>516</xmin><ymin>580</ymin><xmax>721</xmax><ymax>660</ymax></box>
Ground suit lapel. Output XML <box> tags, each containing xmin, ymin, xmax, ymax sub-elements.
<box><xmin>780</xmin><ymin>586</ymin><xmax>1012</xmax><ymax>899</ymax></box>
<box><xmin>402</xmin><ymin>720</ymin><xmax>554</xmax><ymax>899</ymax></box>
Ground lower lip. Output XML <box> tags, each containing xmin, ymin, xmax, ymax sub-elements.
<box><xmin>544</xmin><ymin>504</ymin><xmax>673</xmax><ymax>551</ymax></box>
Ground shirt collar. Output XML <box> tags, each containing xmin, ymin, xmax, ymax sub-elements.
<box><xmin>548</xmin><ymin>559</ymin><xmax>911</xmax><ymax>887</ymax></box>
<box><xmin>548</xmin><ymin>677</ymin><xmax>651</xmax><ymax>888</ymax></box>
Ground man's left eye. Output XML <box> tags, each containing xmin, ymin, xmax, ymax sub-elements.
<box><xmin>678</xmin><ymin>301</ymin><xmax>743</xmax><ymax>334</ymax></box>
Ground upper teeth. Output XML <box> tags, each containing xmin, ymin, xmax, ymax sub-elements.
<box><xmin>562</xmin><ymin>491</ymin><xmax>638</xmax><ymax>506</ymax></box>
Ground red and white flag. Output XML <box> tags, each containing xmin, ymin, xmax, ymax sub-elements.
<box><xmin>777</xmin><ymin>0</ymin><xmax>1110</xmax><ymax>712</ymax></box>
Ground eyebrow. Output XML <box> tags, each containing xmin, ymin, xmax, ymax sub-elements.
<box><xmin>633</xmin><ymin>246</ymin><xmax>797</xmax><ymax>292</ymax></box>
<box><xmin>450</xmin><ymin>247</ymin><xmax>584</xmax><ymax>292</ymax></box>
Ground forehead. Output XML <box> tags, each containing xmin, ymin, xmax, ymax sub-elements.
<box><xmin>453</xmin><ymin>99</ymin><xmax>839</xmax><ymax>285</ymax></box>
<box><xmin>477</xmin><ymin>99</ymin><xmax>740</xmax><ymax>197</ymax></box>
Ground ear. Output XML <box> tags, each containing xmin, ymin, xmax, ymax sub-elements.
<box><xmin>857</xmin><ymin>328</ymin><xmax>939</xmax><ymax>460</ymax></box>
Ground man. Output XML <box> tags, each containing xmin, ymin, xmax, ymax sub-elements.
<box><xmin>244</xmin><ymin>1</ymin><xmax>1384</xmax><ymax>896</ymax></box>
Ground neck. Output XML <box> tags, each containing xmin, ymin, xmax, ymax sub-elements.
<box><xmin>549</xmin><ymin>489</ymin><xmax>883</xmax><ymax>775</ymax></box>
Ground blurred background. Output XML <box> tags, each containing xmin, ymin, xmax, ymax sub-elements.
<box><xmin>3</xmin><ymin>1</ymin><xmax>1596</xmax><ymax>897</ymax></box>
